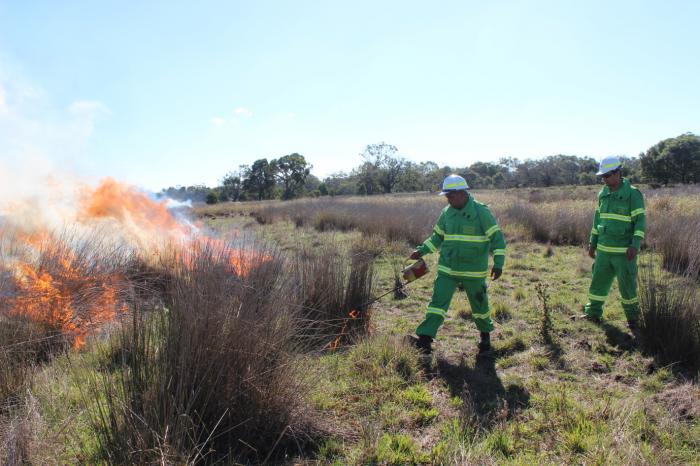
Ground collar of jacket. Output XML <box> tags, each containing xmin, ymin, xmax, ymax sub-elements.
<box><xmin>601</xmin><ymin>177</ymin><xmax>631</xmax><ymax>197</ymax></box>
<box><xmin>446</xmin><ymin>194</ymin><xmax>477</xmax><ymax>219</ymax></box>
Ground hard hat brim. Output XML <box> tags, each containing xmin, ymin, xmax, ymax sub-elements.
<box><xmin>596</xmin><ymin>166</ymin><xmax>620</xmax><ymax>176</ymax></box>
<box><xmin>439</xmin><ymin>188</ymin><xmax>468</xmax><ymax>195</ymax></box>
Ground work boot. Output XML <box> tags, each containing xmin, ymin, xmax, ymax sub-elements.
<box><xmin>478</xmin><ymin>332</ymin><xmax>491</xmax><ymax>353</ymax></box>
<box><xmin>574</xmin><ymin>313</ymin><xmax>601</xmax><ymax>324</ymax></box>
<box><xmin>406</xmin><ymin>335</ymin><xmax>433</xmax><ymax>355</ymax></box>
<box><xmin>627</xmin><ymin>318</ymin><xmax>641</xmax><ymax>341</ymax></box>
<box><xmin>627</xmin><ymin>317</ymin><xmax>639</xmax><ymax>330</ymax></box>
<box><xmin>416</xmin><ymin>335</ymin><xmax>433</xmax><ymax>355</ymax></box>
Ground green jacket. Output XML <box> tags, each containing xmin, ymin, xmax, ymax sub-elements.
<box><xmin>589</xmin><ymin>178</ymin><xmax>646</xmax><ymax>253</ymax></box>
<box><xmin>418</xmin><ymin>196</ymin><xmax>506</xmax><ymax>279</ymax></box>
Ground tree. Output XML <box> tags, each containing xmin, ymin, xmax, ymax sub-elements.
<box><xmin>243</xmin><ymin>159</ymin><xmax>277</xmax><ymax>200</ymax></box>
<box><xmin>641</xmin><ymin>133</ymin><xmax>700</xmax><ymax>185</ymax></box>
<box><xmin>360</xmin><ymin>142</ymin><xmax>407</xmax><ymax>194</ymax></box>
<box><xmin>220</xmin><ymin>165</ymin><xmax>247</xmax><ymax>202</ymax></box>
<box><xmin>273</xmin><ymin>153</ymin><xmax>311</xmax><ymax>200</ymax></box>
<box><xmin>205</xmin><ymin>191</ymin><xmax>219</xmax><ymax>204</ymax></box>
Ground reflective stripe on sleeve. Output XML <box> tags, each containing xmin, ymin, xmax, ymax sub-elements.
<box><xmin>634</xmin><ymin>230</ymin><xmax>645</xmax><ymax>238</ymax></box>
<box><xmin>434</xmin><ymin>224</ymin><xmax>445</xmax><ymax>236</ymax></box>
<box><xmin>484</xmin><ymin>225</ymin><xmax>500</xmax><ymax>237</ymax></box>
<box><xmin>492</xmin><ymin>249</ymin><xmax>505</xmax><ymax>256</ymax></box>
<box><xmin>591</xmin><ymin>228</ymin><xmax>599</xmax><ymax>235</ymax></box>
<box><xmin>631</xmin><ymin>208</ymin><xmax>645</xmax><ymax>217</ymax></box>
<box><xmin>424</xmin><ymin>239</ymin><xmax>437</xmax><ymax>253</ymax></box>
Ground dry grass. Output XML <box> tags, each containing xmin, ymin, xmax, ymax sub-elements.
<box><xmin>82</xmin><ymin>234</ymin><xmax>379</xmax><ymax>463</ymax></box>
<box><xmin>639</xmin><ymin>258</ymin><xmax>700</xmax><ymax>373</ymax></box>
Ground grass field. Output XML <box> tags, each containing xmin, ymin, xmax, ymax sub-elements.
<box><xmin>1</xmin><ymin>185</ymin><xmax>699</xmax><ymax>464</ymax></box>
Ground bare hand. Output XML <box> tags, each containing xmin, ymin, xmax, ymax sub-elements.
<box><xmin>588</xmin><ymin>245</ymin><xmax>596</xmax><ymax>259</ymax></box>
<box><xmin>491</xmin><ymin>267</ymin><xmax>502</xmax><ymax>281</ymax></box>
<box><xmin>409</xmin><ymin>250</ymin><xmax>422</xmax><ymax>260</ymax></box>
<box><xmin>626</xmin><ymin>247</ymin><xmax>637</xmax><ymax>261</ymax></box>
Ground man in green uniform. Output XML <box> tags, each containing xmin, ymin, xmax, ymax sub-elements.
<box><xmin>583</xmin><ymin>156</ymin><xmax>646</xmax><ymax>329</ymax></box>
<box><xmin>408</xmin><ymin>174</ymin><xmax>506</xmax><ymax>354</ymax></box>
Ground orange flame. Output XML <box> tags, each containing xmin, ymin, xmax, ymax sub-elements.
<box><xmin>326</xmin><ymin>309</ymin><xmax>360</xmax><ymax>351</ymax></box>
<box><xmin>0</xmin><ymin>177</ymin><xmax>267</xmax><ymax>349</ymax></box>
<box><xmin>5</xmin><ymin>244</ymin><xmax>127</xmax><ymax>349</ymax></box>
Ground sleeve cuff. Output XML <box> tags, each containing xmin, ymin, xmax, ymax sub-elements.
<box><xmin>631</xmin><ymin>237</ymin><xmax>641</xmax><ymax>250</ymax></box>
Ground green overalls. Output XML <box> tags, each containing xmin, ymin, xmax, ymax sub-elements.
<box><xmin>415</xmin><ymin>196</ymin><xmax>506</xmax><ymax>338</ymax></box>
<box><xmin>585</xmin><ymin>178</ymin><xmax>646</xmax><ymax>320</ymax></box>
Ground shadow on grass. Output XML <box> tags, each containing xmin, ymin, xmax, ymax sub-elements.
<box><xmin>601</xmin><ymin>322</ymin><xmax>637</xmax><ymax>353</ymax></box>
<box><xmin>434</xmin><ymin>353</ymin><xmax>530</xmax><ymax>426</ymax></box>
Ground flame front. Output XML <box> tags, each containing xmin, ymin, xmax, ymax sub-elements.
<box><xmin>0</xmin><ymin>177</ymin><xmax>264</xmax><ymax>349</ymax></box>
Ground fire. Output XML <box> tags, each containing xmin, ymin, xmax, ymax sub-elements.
<box><xmin>326</xmin><ymin>309</ymin><xmax>360</xmax><ymax>351</ymax></box>
<box><xmin>0</xmin><ymin>177</ymin><xmax>266</xmax><ymax>349</ymax></box>
<box><xmin>3</xmin><ymin>238</ymin><xmax>128</xmax><ymax>349</ymax></box>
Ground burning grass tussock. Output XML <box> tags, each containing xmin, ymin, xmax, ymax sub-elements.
<box><xmin>291</xmin><ymin>241</ymin><xmax>377</xmax><ymax>351</ymax></box>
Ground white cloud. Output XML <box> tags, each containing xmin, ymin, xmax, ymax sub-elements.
<box><xmin>68</xmin><ymin>100</ymin><xmax>111</xmax><ymax>119</ymax></box>
<box><xmin>234</xmin><ymin>107</ymin><xmax>253</xmax><ymax>118</ymax></box>
<box><xmin>211</xmin><ymin>116</ymin><xmax>226</xmax><ymax>127</ymax></box>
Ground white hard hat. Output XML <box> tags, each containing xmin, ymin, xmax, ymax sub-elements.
<box><xmin>596</xmin><ymin>156</ymin><xmax>622</xmax><ymax>176</ymax></box>
<box><xmin>440</xmin><ymin>174</ymin><xmax>469</xmax><ymax>195</ymax></box>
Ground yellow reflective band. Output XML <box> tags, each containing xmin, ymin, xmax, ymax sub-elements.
<box><xmin>631</xmin><ymin>208</ymin><xmax>645</xmax><ymax>217</ymax></box>
<box><xmin>493</xmin><ymin>249</ymin><xmax>505</xmax><ymax>256</ymax></box>
<box><xmin>591</xmin><ymin>228</ymin><xmax>599</xmax><ymax>235</ymax></box>
<box><xmin>426</xmin><ymin>307</ymin><xmax>447</xmax><ymax>317</ymax></box>
<box><xmin>634</xmin><ymin>230</ymin><xmax>645</xmax><ymax>238</ymax></box>
<box><xmin>444</xmin><ymin>234</ymin><xmax>489</xmax><ymax>243</ymax></box>
<box><xmin>621</xmin><ymin>297</ymin><xmax>639</xmax><ymax>305</ymax></box>
<box><xmin>437</xmin><ymin>265</ymin><xmax>489</xmax><ymax>278</ymax></box>
<box><xmin>434</xmin><ymin>224</ymin><xmax>445</xmax><ymax>236</ymax></box>
<box><xmin>603</xmin><ymin>162</ymin><xmax>619</xmax><ymax>169</ymax></box>
<box><xmin>485</xmin><ymin>225</ymin><xmax>500</xmax><ymax>237</ymax></box>
<box><xmin>588</xmin><ymin>293</ymin><xmax>608</xmax><ymax>302</ymax></box>
<box><xmin>600</xmin><ymin>213</ymin><xmax>631</xmax><ymax>222</ymax></box>
<box><xmin>596</xmin><ymin>244</ymin><xmax>628</xmax><ymax>254</ymax></box>
<box><xmin>473</xmin><ymin>311</ymin><xmax>492</xmax><ymax>320</ymax></box>
<box><xmin>424</xmin><ymin>239</ymin><xmax>437</xmax><ymax>253</ymax></box>
<box><xmin>445</xmin><ymin>181</ymin><xmax>467</xmax><ymax>189</ymax></box>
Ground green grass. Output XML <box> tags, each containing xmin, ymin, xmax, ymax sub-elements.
<box><xmin>3</xmin><ymin>210</ymin><xmax>698</xmax><ymax>464</ymax></box>
<box><xmin>202</xmin><ymin>215</ymin><xmax>699</xmax><ymax>464</ymax></box>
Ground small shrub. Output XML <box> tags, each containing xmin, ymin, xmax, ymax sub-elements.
<box><xmin>536</xmin><ymin>282</ymin><xmax>554</xmax><ymax>345</ymax></box>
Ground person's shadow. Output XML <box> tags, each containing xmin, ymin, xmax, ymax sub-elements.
<box><xmin>434</xmin><ymin>352</ymin><xmax>530</xmax><ymax>426</ymax></box>
<box><xmin>601</xmin><ymin>321</ymin><xmax>637</xmax><ymax>353</ymax></box>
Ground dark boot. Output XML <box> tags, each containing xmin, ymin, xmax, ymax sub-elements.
<box><xmin>478</xmin><ymin>332</ymin><xmax>491</xmax><ymax>352</ymax></box>
<box><xmin>408</xmin><ymin>334</ymin><xmax>433</xmax><ymax>355</ymax></box>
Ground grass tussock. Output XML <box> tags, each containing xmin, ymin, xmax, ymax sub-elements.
<box><xmin>83</xmin><ymin>235</ymin><xmax>379</xmax><ymax>463</ymax></box>
<box><xmin>291</xmin><ymin>240</ymin><xmax>376</xmax><ymax>349</ymax></box>
<box><xmin>638</xmin><ymin>259</ymin><xmax>700</xmax><ymax>373</ymax></box>
<box><xmin>85</xmin><ymin>238</ymin><xmax>327</xmax><ymax>464</ymax></box>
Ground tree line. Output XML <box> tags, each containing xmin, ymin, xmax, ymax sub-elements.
<box><xmin>159</xmin><ymin>132</ymin><xmax>699</xmax><ymax>203</ymax></box>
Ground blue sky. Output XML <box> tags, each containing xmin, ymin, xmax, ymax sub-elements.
<box><xmin>1</xmin><ymin>0</ymin><xmax>698</xmax><ymax>191</ymax></box>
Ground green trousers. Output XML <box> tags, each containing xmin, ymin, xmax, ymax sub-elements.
<box><xmin>585</xmin><ymin>251</ymin><xmax>639</xmax><ymax>320</ymax></box>
<box><xmin>416</xmin><ymin>274</ymin><xmax>494</xmax><ymax>338</ymax></box>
